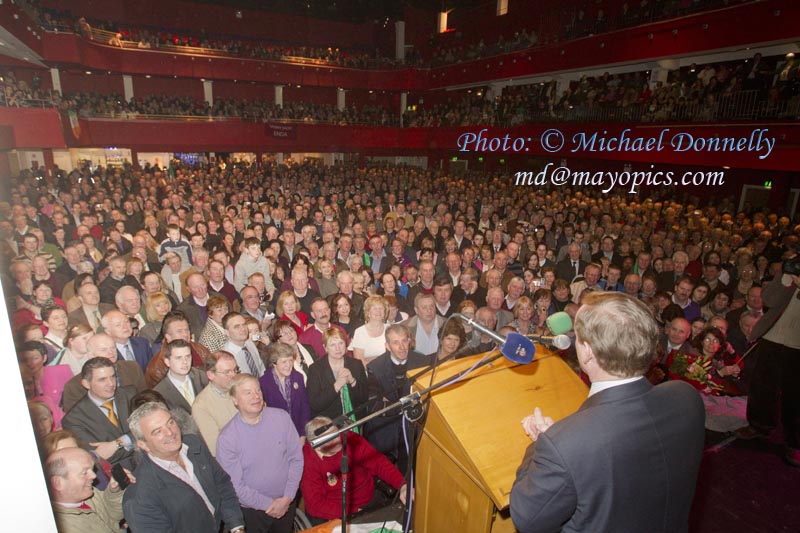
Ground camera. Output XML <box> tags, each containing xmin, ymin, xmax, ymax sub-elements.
<box><xmin>251</xmin><ymin>333</ymin><xmax>262</xmax><ymax>342</ymax></box>
<box><xmin>783</xmin><ymin>257</ymin><xmax>800</xmax><ymax>276</ymax></box>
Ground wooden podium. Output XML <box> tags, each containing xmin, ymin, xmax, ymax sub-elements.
<box><xmin>411</xmin><ymin>347</ymin><xmax>589</xmax><ymax>533</ymax></box>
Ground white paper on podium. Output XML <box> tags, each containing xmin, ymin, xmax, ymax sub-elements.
<box><xmin>332</xmin><ymin>520</ymin><xmax>403</xmax><ymax>533</ymax></box>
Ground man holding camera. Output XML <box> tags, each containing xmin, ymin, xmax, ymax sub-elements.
<box><xmin>737</xmin><ymin>262</ymin><xmax>800</xmax><ymax>467</ymax></box>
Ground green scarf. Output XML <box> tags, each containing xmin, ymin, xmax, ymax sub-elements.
<box><xmin>340</xmin><ymin>385</ymin><xmax>360</xmax><ymax>435</ymax></box>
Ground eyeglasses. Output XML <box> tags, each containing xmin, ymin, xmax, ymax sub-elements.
<box><xmin>703</xmin><ymin>338</ymin><xmax>721</xmax><ymax>344</ymax></box>
<box><xmin>214</xmin><ymin>367</ymin><xmax>241</xmax><ymax>376</ymax></box>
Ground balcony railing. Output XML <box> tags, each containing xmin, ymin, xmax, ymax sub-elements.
<box><xmin>81</xmin><ymin>112</ymin><xmax>391</xmax><ymax>127</ymax></box>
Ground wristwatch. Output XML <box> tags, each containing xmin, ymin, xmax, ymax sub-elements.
<box><xmin>115</xmin><ymin>439</ymin><xmax>124</xmax><ymax>450</ymax></box>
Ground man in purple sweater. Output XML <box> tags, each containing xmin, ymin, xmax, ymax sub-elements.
<box><xmin>217</xmin><ymin>373</ymin><xmax>304</xmax><ymax>533</ymax></box>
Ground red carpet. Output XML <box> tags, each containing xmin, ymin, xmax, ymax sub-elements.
<box><xmin>690</xmin><ymin>432</ymin><xmax>800</xmax><ymax>532</ymax></box>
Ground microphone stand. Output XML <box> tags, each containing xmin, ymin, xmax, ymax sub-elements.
<box><xmin>310</xmin><ymin>348</ymin><xmax>508</xmax><ymax>532</ymax></box>
<box><xmin>340</xmin><ymin>428</ymin><xmax>349</xmax><ymax>533</ymax></box>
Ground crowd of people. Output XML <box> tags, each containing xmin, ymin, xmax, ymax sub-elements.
<box><xmin>0</xmin><ymin>69</ymin><xmax>51</xmax><ymax>108</ymax></box>
<box><xmin>4</xmin><ymin>155</ymin><xmax>800</xmax><ymax>530</ymax></box>
<box><xmin>17</xmin><ymin>0</ymin><xmax>757</xmax><ymax>69</ymax></box>
<box><xmin>26</xmin><ymin>3</ymin><xmax>390</xmax><ymax>69</ymax></box>
<box><xmin>5</xmin><ymin>51</ymin><xmax>797</xmax><ymax>129</ymax></box>
<box><xmin>424</xmin><ymin>0</ymin><xmax>754</xmax><ymax>66</ymax></box>
<box><xmin>61</xmin><ymin>91</ymin><xmax>401</xmax><ymax>125</ymax></box>
<box><xmin>407</xmin><ymin>53</ymin><xmax>800</xmax><ymax>127</ymax></box>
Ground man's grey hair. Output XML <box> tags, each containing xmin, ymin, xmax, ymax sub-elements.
<box><xmin>128</xmin><ymin>401</ymin><xmax>172</xmax><ymax>443</ymax></box>
<box><xmin>385</xmin><ymin>323</ymin><xmax>411</xmax><ymax>342</ymax></box>
<box><xmin>739</xmin><ymin>310</ymin><xmax>760</xmax><ymax>323</ymax></box>
<box><xmin>115</xmin><ymin>285</ymin><xmax>138</xmax><ymax>305</ymax></box>
<box><xmin>76</xmin><ymin>261</ymin><xmax>95</xmax><ymax>274</ymax></box>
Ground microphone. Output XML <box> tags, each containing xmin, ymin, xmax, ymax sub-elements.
<box><xmin>545</xmin><ymin>311</ymin><xmax>573</xmax><ymax>335</ymax></box>
<box><xmin>313</xmin><ymin>415</ymin><xmax>350</xmax><ymax>437</ymax></box>
<box><xmin>526</xmin><ymin>333</ymin><xmax>572</xmax><ymax>350</ymax></box>
<box><xmin>453</xmin><ymin>313</ymin><xmax>536</xmax><ymax>364</ymax></box>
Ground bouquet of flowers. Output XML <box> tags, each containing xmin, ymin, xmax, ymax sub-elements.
<box><xmin>666</xmin><ymin>350</ymin><xmax>724</xmax><ymax>394</ymax></box>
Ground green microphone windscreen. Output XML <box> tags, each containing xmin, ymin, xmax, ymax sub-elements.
<box><xmin>546</xmin><ymin>311</ymin><xmax>573</xmax><ymax>335</ymax></box>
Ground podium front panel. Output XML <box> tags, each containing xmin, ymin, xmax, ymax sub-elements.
<box><xmin>412</xmin><ymin>347</ymin><xmax>588</xmax><ymax>533</ymax></box>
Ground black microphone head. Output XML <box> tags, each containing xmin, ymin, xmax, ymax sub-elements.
<box><xmin>313</xmin><ymin>424</ymin><xmax>332</xmax><ymax>437</ymax></box>
<box><xmin>500</xmin><ymin>332</ymin><xmax>536</xmax><ymax>364</ymax></box>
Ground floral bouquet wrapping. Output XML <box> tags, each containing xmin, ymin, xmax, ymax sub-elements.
<box><xmin>666</xmin><ymin>350</ymin><xmax>724</xmax><ymax>395</ymax></box>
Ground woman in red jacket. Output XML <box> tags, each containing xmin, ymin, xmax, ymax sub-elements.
<box><xmin>300</xmin><ymin>416</ymin><xmax>407</xmax><ymax>523</ymax></box>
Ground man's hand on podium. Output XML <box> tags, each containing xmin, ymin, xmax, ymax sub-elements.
<box><xmin>521</xmin><ymin>407</ymin><xmax>554</xmax><ymax>443</ymax></box>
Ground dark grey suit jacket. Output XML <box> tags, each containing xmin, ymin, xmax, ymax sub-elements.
<box><xmin>61</xmin><ymin>360</ymin><xmax>147</xmax><ymax>413</ymax></box>
<box><xmin>510</xmin><ymin>379</ymin><xmax>704</xmax><ymax>533</ymax></box>
<box><xmin>366</xmin><ymin>350</ymin><xmax>432</xmax><ymax>454</ymax></box>
<box><xmin>153</xmin><ymin>368</ymin><xmax>209</xmax><ymax>414</ymax></box>
<box><xmin>555</xmin><ymin>258</ymin><xmax>587</xmax><ymax>283</ymax></box>
<box><xmin>123</xmin><ymin>434</ymin><xmax>244</xmax><ymax>533</ymax></box>
<box><xmin>62</xmin><ymin>387</ymin><xmax>136</xmax><ymax>469</ymax></box>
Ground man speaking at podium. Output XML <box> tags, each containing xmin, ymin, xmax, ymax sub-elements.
<box><xmin>510</xmin><ymin>293</ymin><xmax>704</xmax><ymax>533</ymax></box>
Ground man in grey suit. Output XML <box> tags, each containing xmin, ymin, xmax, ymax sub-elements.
<box><xmin>62</xmin><ymin>357</ymin><xmax>137</xmax><ymax>470</ymax></box>
<box><xmin>510</xmin><ymin>292</ymin><xmax>705</xmax><ymax>533</ymax></box>
<box><xmin>67</xmin><ymin>282</ymin><xmax>115</xmax><ymax>331</ymax></box>
<box><xmin>124</xmin><ymin>402</ymin><xmax>245</xmax><ymax>533</ymax></box>
<box><xmin>154</xmin><ymin>339</ymin><xmax>209</xmax><ymax>414</ymax></box>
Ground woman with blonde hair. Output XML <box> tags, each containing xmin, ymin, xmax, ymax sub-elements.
<box><xmin>138</xmin><ymin>291</ymin><xmax>172</xmax><ymax>344</ymax></box>
<box><xmin>315</xmin><ymin>258</ymin><xmax>338</xmax><ymax>298</ymax></box>
<box><xmin>276</xmin><ymin>290</ymin><xmax>309</xmax><ymax>334</ymax></box>
<box><xmin>349</xmin><ymin>295</ymin><xmax>389</xmax><ymax>366</ymax></box>
<box><xmin>143</xmin><ymin>214</ymin><xmax>164</xmax><ymax>243</ymax></box>
<box><xmin>510</xmin><ymin>296</ymin><xmax>537</xmax><ymax>335</ymax></box>
<box><xmin>28</xmin><ymin>399</ymin><xmax>56</xmax><ymax>439</ymax></box>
